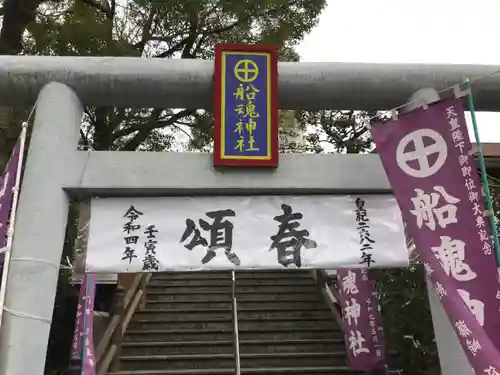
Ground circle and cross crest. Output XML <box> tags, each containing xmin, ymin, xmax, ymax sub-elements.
<box><xmin>234</xmin><ymin>59</ymin><xmax>259</xmax><ymax>83</ymax></box>
<box><xmin>396</xmin><ymin>128</ymin><xmax>448</xmax><ymax>178</ymax></box>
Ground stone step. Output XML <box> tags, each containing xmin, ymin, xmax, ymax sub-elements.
<box><xmin>145</xmin><ymin>285</ymin><xmax>317</xmax><ymax>294</ymax></box>
<box><xmin>236</xmin><ymin>285</ymin><xmax>317</xmax><ymax>294</ymax></box>
<box><xmin>146</xmin><ymin>291</ymin><xmax>319</xmax><ymax>302</ymax></box>
<box><xmin>241</xmin><ymin>339</ymin><xmax>345</xmax><ymax>354</ymax></box>
<box><xmin>146</xmin><ymin>285</ymin><xmax>233</xmax><ymax>294</ymax></box>
<box><xmin>124</xmin><ymin>326</ymin><xmax>342</xmax><ymax>343</ymax></box>
<box><xmin>238</xmin><ymin>317</ymin><xmax>338</xmax><ymax>331</ymax></box>
<box><xmin>121</xmin><ymin>338</ymin><xmax>346</xmax><ymax>356</ymax></box>
<box><xmin>148</xmin><ymin>279</ymin><xmax>233</xmax><ymax>287</ymax></box>
<box><xmin>238</xmin><ymin>327</ymin><xmax>343</xmax><ymax>341</ymax></box>
<box><xmin>235</xmin><ymin>271</ymin><xmax>314</xmax><ymax>278</ymax></box>
<box><xmin>123</xmin><ymin>329</ymin><xmax>234</xmax><ymax>342</ymax></box>
<box><xmin>133</xmin><ymin>308</ymin><xmax>232</xmax><ymax>321</ymax></box>
<box><xmin>120</xmin><ymin>354</ymin><xmax>235</xmax><ymax>371</ymax></box>
<box><xmin>241</xmin><ymin>352</ymin><xmax>347</xmax><ymax>368</ymax></box>
<box><xmin>121</xmin><ymin>340</ymin><xmax>234</xmax><ymax>356</ymax></box>
<box><xmin>145</xmin><ymin>300</ymin><xmax>325</xmax><ymax>310</ymax></box>
<box><xmin>119</xmin><ymin>352</ymin><xmax>347</xmax><ymax>371</ymax></box>
<box><xmin>108</xmin><ymin>366</ymin><xmax>363</xmax><ymax>375</ymax></box>
<box><xmin>129</xmin><ymin>317</ymin><xmax>338</xmax><ymax>331</ymax></box>
<box><xmin>236</xmin><ymin>293</ymin><xmax>321</xmax><ymax>302</ymax></box>
<box><xmin>133</xmin><ymin>308</ymin><xmax>331</xmax><ymax>321</ymax></box>
<box><xmin>146</xmin><ymin>291</ymin><xmax>231</xmax><ymax>302</ymax></box>
<box><xmin>148</xmin><ymin>278</ymin><xmax>316</xmax><ymax>287</ymax></box>
<box><xmin>238</xmin><ymin>309</ymin><xmax>331</xmax><ymax>320</ymax></box>
<box><xmin>128</xmin><ymin>319</ymin><xmax>233</xmax><ymax>331</ymax></box>
<box><xmin>145</xmin><ymin>301</ymin><xmax>232</xmax><ymax>309</ymax></box>
<box><xmin>152</xmin><ymin>272</ymin><xmax>232</xmax><ymax>280</ymax></box>
<box><xmin>236</xmin><ymin>278</ymin><xmax>317</xmax><ymax>286</ymax></box>
<box><xmin>131</xmin><ymin>311</ymin><xmax>335</xmax><ymax>323</ymax></box>
<box><xmin>237</xmin><ymin>301</ymin><xmax>327</xmax><ymax>310</ymax></box>
<box><xmin>150</xmin><ymin>271</ymin><xmax>313</xmax><ymax>280</ymax></box>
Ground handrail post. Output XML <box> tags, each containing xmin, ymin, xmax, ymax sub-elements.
<box><xmin>96</xmin><ymin>273</ymin><xmax>150</xmax><ymax>375</ymax></box>
<box><xmin>314</xmin><ymin>270</ymin><xmax>344</xmax><ymax>329</ymax></box>
<box><xmin>139</xmin><ymin>273</ymin><xmax>149</xmax><ymax>309</ymax></box>
<box><xmin>110</xmin><ymin>282</ymin><xmax>125</xmax><ymax>372</ymax></box>
<box><xmin>314</xmin><ymin>270</ymin><xmax>325</xmax><ymax>293</ymax></box>
<box><xmin>231</xmin><ymin>271</ymin><xmax>241</xmax><ymax>375</ymax></box>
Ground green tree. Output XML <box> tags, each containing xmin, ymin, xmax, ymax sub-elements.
<box><xmin>0</xmin><ymin>1</ymin><xmax>327</xmax><ymax>373</ymax></box>
<box><xmin>299</xmin><ymin>109</ymin><xmax>381</xmax><ymax>153</ymax></box>
<box><xmin>2</xmin><ymin>0</ymin><xmax>326</xmax><ymax>154</ymax></box>
<box><xmin>374</xmin><ymin>266</ymin><xmax>440</xmax><ymax>375</ymax></box>
<box><xmin>488</xmin><ymin>175</ymin><xmax>500</xmax><ymax>231</ymax></box>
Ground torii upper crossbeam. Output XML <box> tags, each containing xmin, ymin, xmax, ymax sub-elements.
<box><xmin>1</xmin><ymin>56</ymin><xmax>500</xmax><ymax>110</ymax></box>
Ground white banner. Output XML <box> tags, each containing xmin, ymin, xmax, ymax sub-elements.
<box><xmin>85</xmin><ymin>195</ymin><xmax>409</xmax><ymax>273</ymax></box>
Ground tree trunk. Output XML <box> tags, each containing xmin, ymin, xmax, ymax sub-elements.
<box><xmin>0</xmin><ymin>0</ymin><xmax>44</xmax><ymax>54</ymax></box>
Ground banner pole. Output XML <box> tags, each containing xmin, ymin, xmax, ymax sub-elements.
<box><xmin>464</xmin><ymin>80</ymin><xmax>500</xmax><ymax>264</ymax></box>
<box><xmin>0</xmin><ymin>122</ymin><xmax>29</xmax><ymax>332</ymax></box>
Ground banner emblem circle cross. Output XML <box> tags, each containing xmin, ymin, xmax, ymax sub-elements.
<box><xmin>234</xmin><ymin>60</ymin><xmax>259</xmax><ymax>83</ymax></box>
<box><xmin>396</xmin><ymin>128</ymin><xmax>448</xmax><ymax>178</ymax></box>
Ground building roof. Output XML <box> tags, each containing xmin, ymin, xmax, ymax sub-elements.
<box><xmin>482</xmin><ymin>143</ymin><xmax>500</xmax><ymax>157</ymax></box>
<box><xmin>482</xmin><ymin>143</ymin><xmax>500</xmax><ymax>175</ymax></box>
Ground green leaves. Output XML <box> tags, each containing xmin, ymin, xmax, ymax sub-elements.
<box><xmin>13</xmin><ymin>0</ymin><xmax>328</xmax><ymax>152</ymax></box>
<box><xmin>298</xmin><ymin>110</ymin><xmax>376</xmax><ymax>154</ymax></box>
<box><xmin>373</xmin><ymin>267</ymin><xmax>439</xmax><ymax>375</ymax></box>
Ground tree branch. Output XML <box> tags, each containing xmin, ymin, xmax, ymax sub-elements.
<box><xmin>154</xmin><ymin>15</ymin><xmax>246</xmax><ymax>59</ymax></box>
<box><xmin>156</xmin><ymin>0</ymin><xmax>289</xmax><ymax>60</ymax></box>
<box><xmin>112</xmin><ymin>111</ymin><xmax>189</xmax><ymax>139</ymax></box>
<box><xmin>0</xmin><ymin>0</ymin><xmax>44</xmax><ymax>55</ymax></box>
<box><xmin>114</xmin><ymin>0</ymin><xmax>309</xmax><ymax>150</ymax></box>
<box><xmin>206</xmin><ymin>15</ymin><xmax>251</xmax><ymax>35</ymax></box>
<box><xmin>180</xmin><ymin>6</ymin><xmax>199</xmax><ymax>59</ymax></box>
<box><xmin>133</xmin><ymin>7</ymin><xmax>156</xmax><ymax>52</ymax></box>
<box><xmin>80</xmin><ymin>129</ymin><xmax>91</xmax><ymax>150</ymax></box>
<box><xmin>0</xmin><ymin>0</ymin><xmax>118</xmax><ymax>55</ymax></box>
<box><xmin>199</xmin><ymin>1</ymin><xmax>220</xmax><ymax>21</ymax></box>
<box><xmin>172</xmin><ymin>123</ymin><xmax>194</xmax><ymax>143</ymax></box>
<box><xmin>93</xmin><ymin>107</ymin><xmax>115</xmax><ymax>150</ymax></box>
<box><xmin>134</xmin><ymin>31</ymin><xmax>182</xmax><ymax>48</ymax></box>
<box><xmin>154</xmin><ymin>36</ymin><xmax>190</xmax><ymax>58</ymax></box>
<box><xmin>121</xmin><ymin>109</ymin><xmax>194</xmax><ymax>151</ymax></box>
<box><xmin>201</xmin><ymin>0</ymin><xmax>304</xmax><ymax>38</ymax></box>
<box><xmin>78</xmin><ymin>0</ymin><xmax>114</xmax><ymax>19</ymax></box>
<box><xmin>109</xmin><ymin>0</ymin><xmax>116</xmax><ymax>16</ymax></box>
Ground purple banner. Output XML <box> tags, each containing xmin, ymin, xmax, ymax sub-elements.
<box><xmin>83</xmin><ymin>274</ymin><xmax>96</xmax><ymax>375</ymax></box>
<box><xmin>337</xmin><ymin>268</ymin><xmax>386</xmax><ymax>371</ymax></box>
<box><xmin>71</xmin><ymin>278</ymin><xmax>86</xmax><ymax>360</ymax></box>
<box><xmin>371</xmin><ymin>97</ymin><xmax>500</xmax><ymax>373</ymax></box>
<box><xmin>426</xmin><ymin>247</ymin><xmax>500</xmax><ymax>375</ymax></box>
<box><xmin>0</xmin><ymin>141</ymin><xmax>21</xmax><ymax>266</ymax></box>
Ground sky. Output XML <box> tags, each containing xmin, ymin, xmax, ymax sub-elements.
<box><xmin>295</xmin><ymin>0</ymin><xmax>500</xmax><ymax>143</ymax></box>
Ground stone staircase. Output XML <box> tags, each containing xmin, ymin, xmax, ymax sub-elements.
<box><xmin>108</xmin><ymin>270</ymin><xmax>364</xmax><ymax>375</ymax></box>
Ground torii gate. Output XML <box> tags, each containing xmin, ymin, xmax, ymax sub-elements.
<box><xmin>0</xmin><ymin>56</ymin><xmax>499</xmax><ymax>375</ymax></box>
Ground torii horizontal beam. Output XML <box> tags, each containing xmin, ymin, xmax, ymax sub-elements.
<box><xmin>2</xmin><ymin>56</ymin><xmax>500</xmax><ymax>110</ymax></box>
